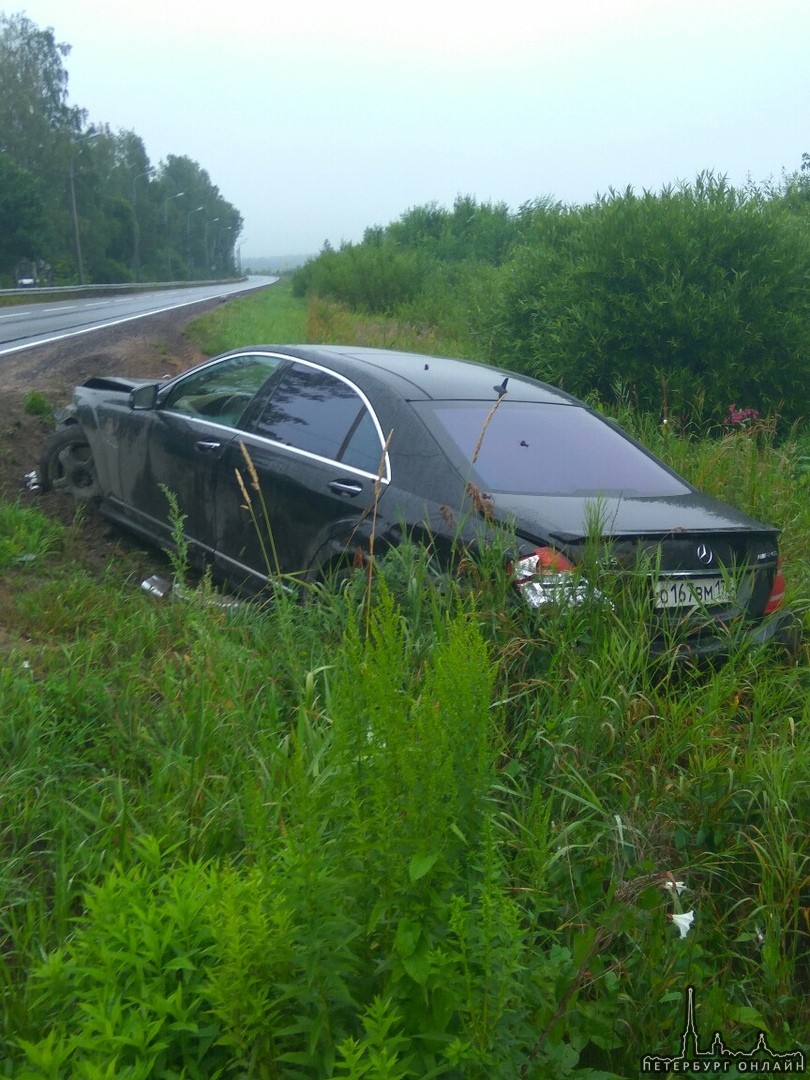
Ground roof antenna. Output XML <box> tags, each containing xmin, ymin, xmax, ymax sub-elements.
<box><xmin>494</xmin><ymin>377</ymin><xmax>508</xmax><ymax>398</ymax></box>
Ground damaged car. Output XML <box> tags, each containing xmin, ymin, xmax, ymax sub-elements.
<box><xmin>40</xmin><ymin>344</ymin><xmax>799</xmax><ymax>657</ymax></box>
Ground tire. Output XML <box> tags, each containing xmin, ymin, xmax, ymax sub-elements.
<box><xmin>39</xmin><ymin>424</ymin><xmax>99</xmax><ymax>501</ymax></box>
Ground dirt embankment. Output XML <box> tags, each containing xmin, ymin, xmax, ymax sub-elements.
<box><xmin>1</xmin><ymin>304</ymin><xmax>215</xmax><ymax>576</ymax></box>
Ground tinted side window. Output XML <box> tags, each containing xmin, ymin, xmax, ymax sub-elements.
<box><xmin>341</xmin><ymin>408</ymin><xmax>385</xmax><ymax>473</ymax></box>
<box><xmin>163</xmin><ymin>353</ymin><xmax>283</xmax><ymax>426</ymax></box>
<box><xmin>253</xmin><ymin>363</ymin><xmax>382</xmax><ymax>469</ymax></box>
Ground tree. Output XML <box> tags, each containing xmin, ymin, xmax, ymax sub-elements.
<box><xmin>153</xmin><ymin>155</ymin><xmax>242</xmax><ymax>279</ymax></box>
<box><xmin>0</xmin><ymin>154</ymin><xmax>47</xmax><ymax>277</ymax></box>
<box><xmin>0</xmin><ymin>12</ymin><xmax>79</xmax><ymax>167</ymax></box>
<box><xmin>0</xmin><ymin>13</ymin><xmax>244</xmax><ymax>284</ymax></box>
<box><xmin>0</xmin><ymin>13</ymin><xmax>83</xmax><ymax>276</ymax></box>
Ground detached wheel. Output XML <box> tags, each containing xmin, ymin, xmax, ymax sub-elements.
<box><xmin>40</xmin><ymin>424</ymin><xmax>99</xmax><ymax>500</ymax></box>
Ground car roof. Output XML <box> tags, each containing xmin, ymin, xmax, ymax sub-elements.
<box><xmin>239</xmin><ymin>344</ymin><xmax>578</xmax><ymax>405</ymax></box>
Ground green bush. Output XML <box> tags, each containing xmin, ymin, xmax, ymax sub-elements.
<box><xmin>16</xmin><ymin>839</ymin><xmax>224</xmax><ymax>1078</ymax></box>
<box><xmin>293</xmin><ymin>241</ymin><xmax>428</xmax><ymax>314</ymax></box>
<box><xmin>292</xmin><ymin>196</ymin><xmax>521</xmax><ymax>317</ymax></box>
<box><xmin>483</xmin><ymin>175</ymin><xmax>810</xmax><ymax>425</ymax></box>
<box><xmin>294</xmin><ymin>176</ymin><xmax>810</xmax><ymax>428</ymax></box>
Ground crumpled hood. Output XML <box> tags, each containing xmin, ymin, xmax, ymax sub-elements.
<box><xmin>80</xmin><ymin>375</ymin><xmax>159</xmax><ymax>395</ymax></box>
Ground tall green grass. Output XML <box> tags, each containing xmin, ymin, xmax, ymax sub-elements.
<box><xmin>186</xmin><ymin>281</ymin><xmax>312</xmax><ymax>354</ymax></box>
<box><xmin>1</xmin><ymin>286</ymin><xmax>808</xmax><ymax>1077</ymax></box>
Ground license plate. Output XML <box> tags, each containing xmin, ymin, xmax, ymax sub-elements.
<box><xmin>653</xmin><ymin>575</ymin><xmax>732</xmax><ymax>609</ymax></box>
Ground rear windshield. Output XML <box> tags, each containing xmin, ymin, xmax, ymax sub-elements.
<box><xmin>417</xmin><ymin>400</ymin><xmax>690</xmax><ymax>496</ymax></box>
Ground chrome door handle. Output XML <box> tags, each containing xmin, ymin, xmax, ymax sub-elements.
<box><xmin>328</xmin><ymin>479</ymin><xmax>363</xmax><ymax>497</ymax></box>
<box><xmin>195</xmin><ymin>440</ymin><xmax>222</xmax><ymax>453</ymax></box>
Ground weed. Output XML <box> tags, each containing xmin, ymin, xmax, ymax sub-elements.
<box><xmin>235</xmin><ymin>441</ymin><xmax>281</xmax><ymax>578</ymax></box>
<box><xmin>23</xmin><ymin>391</ymin><xmax>52</xmax><ymax>418</ymax></box>
<box><xmin>0</xmin><ymin>503</ymin><xmax>63</xmax><ymax>570</ymax></box>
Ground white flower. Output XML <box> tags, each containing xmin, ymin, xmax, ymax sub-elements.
<box><xmin>670</xmin><ymin>910</ymin><xmax>695</xmax><ymax>939</ymax></box>
<box><xmin>662</xmin><ymin>878</ymin><xmax>687</xmax><ymax>896</ymax></box>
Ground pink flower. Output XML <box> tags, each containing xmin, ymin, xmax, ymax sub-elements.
<box><xmin>726</xmin><ymin>403</ymin><xmax>760</xmax><ymax>427</ymax></box>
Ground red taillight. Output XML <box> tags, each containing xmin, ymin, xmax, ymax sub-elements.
<box><xmin>511</xmin><ymin>547</ymin><xmax>580</xmax><ymax>608</ymax></box>
<box><xmin>763</xmin><ymin>558</ymin><xmax>786</xmax><ymax>615</ymax></box>
<box><xmin>512</xmin><ymin>546</ymin><xmax>575</xmax><ymax>581</ymax></box>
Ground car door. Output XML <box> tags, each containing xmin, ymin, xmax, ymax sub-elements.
<box><xmin>116</xmin><ymin>352</ymin><xmax>285</xmax><ymax>556</ymax></box>
<box><xmin>211</xmin><ymin>360</ymin><xmax>390</xmax><ymax>586</ymax></box>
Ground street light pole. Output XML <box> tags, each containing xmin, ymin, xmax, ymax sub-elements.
<box><xmin>68</xmin><ymin>157</ymin><xmax>85</xmax><ymax>286</ymax></box>
<box><xmin>131</xmin><ymin>168</ymin><xmax>154</xmax><ymax>281</ymax></box>
<box><xmin>221</xmin><ymin>225</ymin><xmax>234</xmax><ymax>275</ymax></box>
<box><xmin>186</xmin><ymin>205</ymin><xmax>204</xmax><ymax>276</ymax></box>
<box><xmin>163</xmin><ymin>190</ymin><xmax>185</xmax><ymax>225</ymax></box>
<box><xmin>162</xmin><ymin>192</ymin><xmax>185</xmax><ymax>281</ymax></box>
<box><xmin>204</xmin><ymin>217</ymin><xmax>219</xmax><ymax>276</ymax></box>
<box><xmin>68</xmin><ymin>130</ymin><xmax>102</xmax><ymax>285</ymax></box>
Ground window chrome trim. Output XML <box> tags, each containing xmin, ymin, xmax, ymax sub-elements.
<box><xmin>162</xmin><ymin>349</ymin><xmax>392</xmax><ymax>483</ymax></box>
<box><xmin>236</xmin><ymin>428</ymin><xmax>390</xmax><ymax>484</ymax></box>
<box><xmin>159</xmin><ymin>350</ymin><xmax>284</xmax><ymax>398</ymax></box>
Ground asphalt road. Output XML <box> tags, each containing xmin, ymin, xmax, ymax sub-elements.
<box><xmin>0</xmin><ymin>278</ymin><xmax>277</xmax><ymax>358</ymax></box>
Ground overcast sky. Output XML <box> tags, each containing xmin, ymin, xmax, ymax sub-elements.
<box><xmin>14</xmin><ymin>0</ymin><xmax>810</xmax><ymax>259</ymax></box>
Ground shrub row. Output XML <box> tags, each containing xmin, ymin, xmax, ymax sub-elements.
<box><xmin>293</xmin><ymin>175</ymin><xmax>810</xmax><ymax>426</ymax></box>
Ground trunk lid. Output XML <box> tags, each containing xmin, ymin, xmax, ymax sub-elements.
<box><xmin>494</xmin><ymin>491</ymin><xmax>780</xmax><ymax>621</ymax></box>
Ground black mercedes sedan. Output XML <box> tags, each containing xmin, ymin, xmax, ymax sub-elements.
<box><xmin>40</xmin><ymin>344</ymin><xmax>798</xmax><ymax>656</ymax></box>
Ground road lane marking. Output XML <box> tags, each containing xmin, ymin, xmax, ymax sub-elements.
<box><xmin>0</xmin><ymin>293</ymin><xmax>245</xmax><ymax>357</ymax></box>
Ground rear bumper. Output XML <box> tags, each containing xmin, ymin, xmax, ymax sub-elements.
<box><xmin>652</xmin><ymin>607</ymin><xmax>803</xmax><ymax>661</ymax></box>
<box><xmin>746</xmin><ymin>607</ymin><xmax>803</xmax><ymax>655</ymax></box>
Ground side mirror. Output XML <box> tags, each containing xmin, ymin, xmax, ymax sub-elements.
<box><xmin>130</xmin><ymin>383</ymin><xmax>159</xmax><ymax>410</ymax></box>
